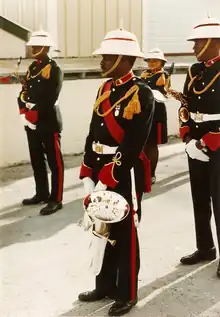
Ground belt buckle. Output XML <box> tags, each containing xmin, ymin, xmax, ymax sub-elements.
<box><xmin>195</xmin><ymin>112</ymin><xmax>203</xmax><ymax>122</ymax></box>
<box><xmin>95</xmin><ymin>144</ymin><xmax>103</xmax><ymax>154</ymax></box>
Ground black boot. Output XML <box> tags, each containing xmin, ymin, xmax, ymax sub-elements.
<box><xmin>180</xmin><ymin>248</ymin><xmax>216</xmax><ymax>265</ymax></box>
<box><xmin>217</xmin><ymin>261</ymin><xmax>220</xmax><ymax>278</ymax></box>
<box><xmin>78</xmin><ymin>290</ymin><xmax>106</xmax><ymax>302</ymax></box>
<box><xmin>40</xmin><ymin>201</ymin><xmax>62</xmax><ymax>216</ymax></box>
<box><xmin>22</xmin><ymin>195</ymin><xmax>48</xmax><ymax>205</ymax></box>
<box><xmin>108</xmin><ymin>299</ymin><xmax>137</xmax><ymax>316</ymax></box>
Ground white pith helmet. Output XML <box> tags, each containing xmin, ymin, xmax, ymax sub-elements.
<box><xmin>187</xmin><ymin>17</ymin><xmax>220</xmax><ymax>41</ymax></box>
<box><xmin>26</xmin><ymin>30</ymin><xmax>55</xmax><ymax>47</ymax></box>
<box><xmin>144</xmin><ymin>48</ymin><xmax>167</xmax><ymax>62</ymax></box>
<box><xmin>92</xmin><ymin>29</ymin><xmax>145</xmax><ymax>58</ymax></box>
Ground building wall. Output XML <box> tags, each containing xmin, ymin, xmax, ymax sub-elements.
<box><xmin>57</xmin><ymin>0</ymin><xmax>143</xmax><ymax>57</ymax></box>
<box><xmin>0</xmin><ymin>75</ymin><xmax>183</xmax><ymax>167</ymax></box>
<box><xmin>0</xmin><ymin>29</ymin><xmax>26</xmax><ymax>58</ymax></box>
<box><xmin>144</xmin><ymin>0</ymin><xmax>220</xmax><ymax>54</ymax></box>
<box><xmin>0</xmin><ymin>0</ymin><xmax>48</xmax><ymax>30</ymax></box>
<box><xmin>1</xmin><ymin>0</ymin><xmax>220</xmax><ymax>58</ymax></box>
<box><xmin>1</xmin><ymin>0</ymin><xmax>143</xmax><ymax>58</ymax></box>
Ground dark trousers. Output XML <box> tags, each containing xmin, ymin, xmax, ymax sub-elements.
<box><xmin>188</xmin><ymin>148</ymin><xmax>220</xmax><ymax>254</ymax></box>
<box><xmin>26</xmin><ymin>128</ymin><xmax>64</xmax><ymax>202</ymax></box>
<box><xmin>95</xmin><ymin>191</ymin><xmax>141</xmax><ymax>302</ymax></box>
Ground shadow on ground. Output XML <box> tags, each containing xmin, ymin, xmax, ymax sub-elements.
<box><xmin>61</xmin><ymin>261</ymin><xmax>220</xmax><ymax>317</ymax></box>
<box><xmin>0</xmin><ymin>170</ymin><xmax>189</xmax><ymax>250</ymax></box>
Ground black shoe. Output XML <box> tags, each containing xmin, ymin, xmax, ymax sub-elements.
<box><xmin>22</xmin><ymin>195</ymin><xmax>49</xmax><ymax>205</ymax></box>
<box><xmin>39</xmin><ymin>201</ymin><xmax>62</xmax><ymax>216</ymax></box>
<box><xmin>217</xmin><ymin>261</ymin><xmax>220</xmax><ymax>278</ymax></box>
<box><xmin>108</xmin><ymin>300</ymin><xmax>137</xmax><ymax>316</ymax></box>
<box><xmin>180</xmin><ymin>249</ymin><xmax>216</xmax><ymax>265</ymax></box>
<box><xmin>78</xmin><ymin>290</ymin><xmax>106</xmax><ymax>302</ymax></box>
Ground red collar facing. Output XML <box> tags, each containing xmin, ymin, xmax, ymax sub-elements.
<box><xmin>205</xmin><ymin>55</ymin><xmax>220</xmax><ymax>67</ymax></box>
<box><xmin>114</xmin><ymin>71</ymin><xmax>135</xmax><ymax>86</ymax></box>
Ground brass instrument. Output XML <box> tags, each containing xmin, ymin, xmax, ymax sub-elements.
<box><xmin>12</xmin><ymin>56</ymin><xmax>23</xmax><ymax>83</ymax></box>
<box><xmin>167</xmin><ymin>88</ymin><xmax>190</xmax><ymax>123</ymax></box>
<box><xmin>82</xmin><ymin>190</ymin><xmax>129</xmax><ymax>275</ymax></box>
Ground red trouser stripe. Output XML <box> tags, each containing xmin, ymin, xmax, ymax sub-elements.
<box><xmin>131</xmin><ymin>208</ymin><xmax>136</xmax><ymax>300</ymax></box>
<box><xmin>54</xmin><ymin>133</ymin><xmax>63</xmax><ymax>202</ymax></box>
<box><xmin>157</xmin><ymin>122</ymin><xmax>162</xmax><ymax>144</ymax></box>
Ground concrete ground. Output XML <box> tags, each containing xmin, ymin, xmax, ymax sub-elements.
<box><xmin>0</xmin><ymin>141</ymin><xmax>219</xmax><ymax>317</ymax></box>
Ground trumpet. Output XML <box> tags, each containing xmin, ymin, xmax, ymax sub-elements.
<box><xmin>167</xmin><ymin>88</ymin><xmax>190</xmax><ymax>123</ymax></box>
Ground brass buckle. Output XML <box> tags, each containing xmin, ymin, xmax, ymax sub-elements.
<box><xmin>194</xmin><ymin>113</ymin><xmax>204</xmax><ymax>122</ymax></box>
<box><xmin>95</xmin><ymin>144</ymin><xmax>103</xmax><ymax>154</ymax></box>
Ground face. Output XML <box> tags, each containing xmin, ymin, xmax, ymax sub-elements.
<box><xmin>31</xmin><ymin>46</ymin><xmax>49</xmax><ymax>59</ymax></box>
<box><xmin>147</xmin><ymin>59</ymin><xmax>163</xmax><ymax>71</ymax></box>
<box><xmin>100</xmin><ymin>54</ymin><xmax>119</xmax><ymax>77</ymax></box>
<box><xmin>192</xmin><ymin>39</ymin><xmax>220</xmax><ymax>61</ymax></box>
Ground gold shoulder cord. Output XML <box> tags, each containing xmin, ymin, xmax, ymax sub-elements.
<box><xmin>192</xmin><ymin>72</ymin><xmax>220</xmax><ymax>94</ymax></box>
<box><xmin>26</xmin><ymin>64</ymin><xmax>52</xmax><ymax>80</ymax></box>
<box><xmin>141</xmin><ymin>70</ymin><xmax>162</xmax><ymax>79</ymax></box>
<box><xmin>94</xmin><ymin>83</ymin><xmax>140</xmax><ymax>118</ymax></box>
<box><xmin>187</xmin><ymin>66</ymin><xmax>220</xmax><ymax>94</ymax></box>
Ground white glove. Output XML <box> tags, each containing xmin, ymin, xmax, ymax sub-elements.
<box><xmin>20</xmin><ymin>114</ymin><xmax>28</xmax><ymax>126</ymax></box>
<box><xmin>94</xmin><ymin>180</ymin><xmax>107</xmax><ymax>191</ymax></box>
<box><xmin>185</xmin><ymin>139</ymin><xmax>209</xmax><ymax>162</ymax></box>
<box><xmin>83</xmin><ymin>177</ymin><xmax>95</xmax><ymax>196</ymax></box>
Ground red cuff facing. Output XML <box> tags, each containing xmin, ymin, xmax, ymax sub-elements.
<box><xmin>202</xmin><ymin>132</ymin><xmax>220</xmax><ymax>151</ymax></box>
<box><xmin>25</xmin><ymin>110</ymin><xmax>38</xmax><ymax>124</ymax></box>
<box><xmin>19</xmin><ymin>108</ymin><xmax>26</xmax><ymax>115</ymax></box>
<box><xmin>98</xmin><ymin>162</ymin><xmax>118</xmax><ymax>189</ymax></box>
<box><xmin>79</xmin><ymin>163</ymin><xmax>93</xmax><ymax>179</ymax></box>
<box><xmin>179</xmin><ymin>126</ymin><xmax>190</xmax><ymax>141</ymax></box>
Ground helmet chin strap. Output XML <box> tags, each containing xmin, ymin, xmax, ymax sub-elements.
<box><xmin>197</xmin><ymin>38</ymin><xmax>212</xmax><ymax>59</ymax></box>
<box><xmin>32</xmin><ymin>46</ymin><xmax>45</xmax><ymax>58</ymax></box>
<box><xmin>102</xmin><ymin>55</ymin><xmax>122</xmax><ymax>77</ymax></box>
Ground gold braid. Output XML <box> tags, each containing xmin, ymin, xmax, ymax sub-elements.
<box><xmin>187</xmin><ymin>65</ymin><xmax>220</xmax><ymax>94</ymax></box>
<box><xmin>192</xmin><ymin>72</ymin><xmax>220</xmax><ymax>94</ymax></box>
<box><xmin>141</xmin><ymin>70</ymin><xmax>163</xmax><ymax>79</ymax></box>
<box><xmin>26</xmin><ymin>63</ymin><xmax>52</xmax><ymax>80</ymax></box>
<box><xmin>94</xmin><ymin>82</ymin><xmax>140</xmax><ymax>118</ymax></box>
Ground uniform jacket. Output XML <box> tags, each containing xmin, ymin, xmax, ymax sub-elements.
<box><xmin>180</xmin><ymin>57</ymin><xmax>220</xmax><ymax>151</ymax></box>
<box><xmin>80</xmin><ymin>72</ymin><xmax>155</xmax><ymax>193</ymax></box>
<box><xmin>17</xmin><ymin>56</ymin><xmax>63</xmax><ymax>133</ymax></box>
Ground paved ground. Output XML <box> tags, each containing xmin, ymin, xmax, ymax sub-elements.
<box><xmin>0</xmin><ymin>141</ymin><xmax>219</xmax><ymax>317</ymax></box>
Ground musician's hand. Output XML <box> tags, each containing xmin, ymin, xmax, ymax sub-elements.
<box><xmin>20</xmin><ymin>114</ymin><xmax>28</xmax><ymax>127</ymax></box>
<box><xmin>185</xmin><ymin>139</ymin><xmax>209</xmax><ymax>162</ymax></box>
<box><xmin>94</xmin><ymin>180</ymin><xmax>107</xmax><ymax>191</ymax></box>
<box><xmin>83</xmin><ymin>177</ymin><xmax>95</xmax><ymax>196</ymax></box>
<box><xmin>184</xmin><ymin>134</ymin><xmax>193</xmax><ymax>144</ymax></box>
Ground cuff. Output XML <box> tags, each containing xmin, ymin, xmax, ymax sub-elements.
<box><xmin>19</xmin><ymin>108</ymin><xmax>26</xmax><ymax>115</ymax></box>
<box><xmin>25</xmin><ymin>110</ymin><xmax>38</xmax><ymax>124</ymax></box>
<box><xmin>98</xmin><ymin>162</ymin><xmax>119</xmax><ymax>189</ymax></box>
<box><xmin>80</xmin><ymin>162</ymin><xmax>93</xmax><ymax>179</ymax></box>
<box><xmin>179</xmin><ymin>126</ymin><xmax>190</xmax><ymax>141</ymax></box>
<box><xmin>202</xmin><ymin>132</ymin><xmax>220</xmax><ymax>151</ymax></box>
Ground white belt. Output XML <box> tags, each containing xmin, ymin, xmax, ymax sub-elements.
<box><xmin>190</xmin><ymin>112</ymin><xmax>220</xmax><ymax>123</ymax></box>
<box><xmin>92</xmin><ymin>142</ymin><xmax>117</xmax><ymax>155</ymax></box>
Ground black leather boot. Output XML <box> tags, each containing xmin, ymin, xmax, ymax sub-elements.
<box><xmin>40</xmin><ymin>201</ymin><xmax>62</xmax><ymax>216</ymax></box>
<box><xmin>180</xmin><ymin>248</ymin><xmax>216</xmax><ymax>265</ymax></box>
<box><xmin>78</xmin><ymin>290</ymin><xmax>106</xmax><ymax>302</ymax></box>
<box><xmin>108</xmin><ymin>299</ymin><xmax>137</xmax><ymax>316</ymax></box>
<box><xmin>22</xmin><ymin>195</ymin><xmax>48</xmax><ymax>205</ymax></box>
